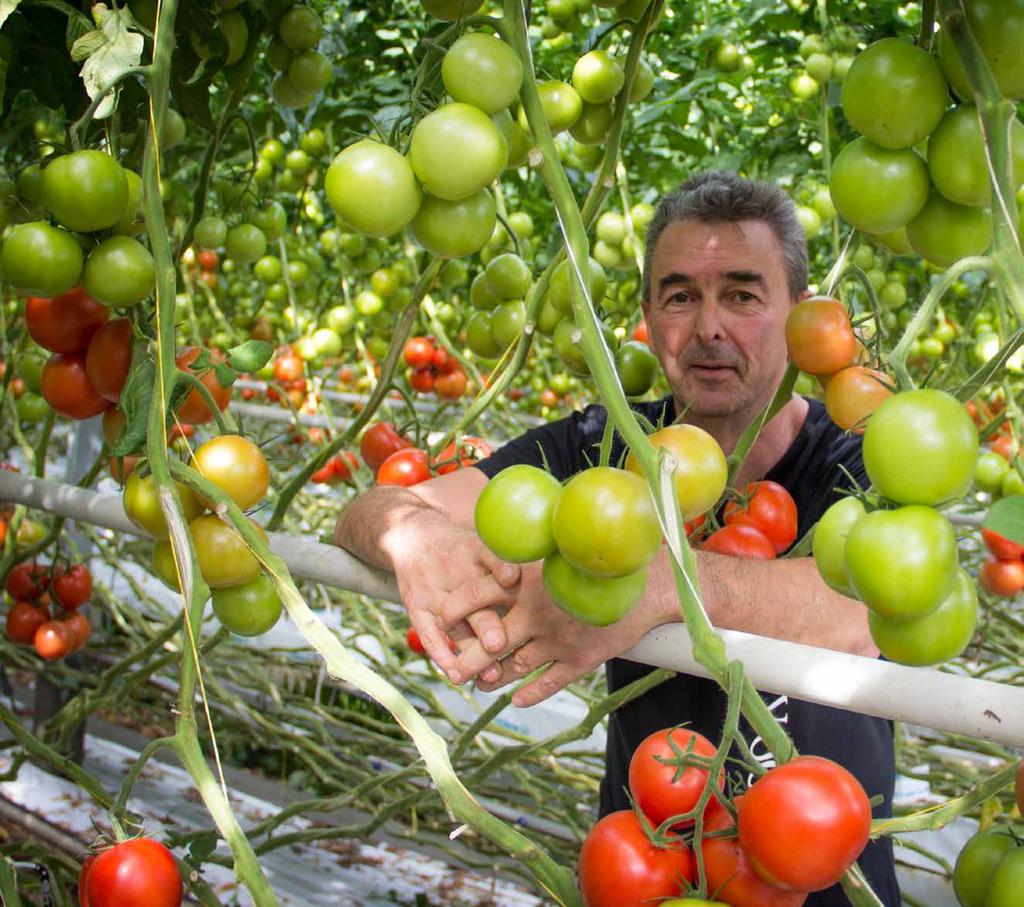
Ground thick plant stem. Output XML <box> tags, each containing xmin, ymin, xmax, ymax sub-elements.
<box><xmin>168</xmin><ymin>462</ymin><xmax>583</xmax><ymax>905</ymax></box>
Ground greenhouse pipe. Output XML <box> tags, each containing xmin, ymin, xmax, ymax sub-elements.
<box><xmin>1</xmin><ymin>470</ymin><xmax>1022</xmax><ymax>748</ymax></box>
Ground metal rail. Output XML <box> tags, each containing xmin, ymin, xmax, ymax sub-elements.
<box><xmin>2</xmin><ymin>470</ymin><xmax>1022</xmax><ymax>748</ymax></box>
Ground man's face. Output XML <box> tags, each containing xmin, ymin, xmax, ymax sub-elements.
<box><xmin>642</xmin><ymin>218</ymin><xmax>797</xmax><ymax>423</ymax></box>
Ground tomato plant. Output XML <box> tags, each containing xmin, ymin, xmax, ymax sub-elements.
<box><xmin>723</xmin><ymin>481</ymin><xmax>798</xmax><ymax>554</ymax></box>
<box><xmin>40</xmin><ymin>352</ymin><xmax>113</xmax><ymax>420</ymax></box>
<box><xmin>211</xmin><ymin>574</ymin><xmax>283</xmax><ymax>636</ymax></box>
<box><xmin>193</xmin><ymin>434</ymin><xmax>270</xmax><ymax>510</ymax></box>
<box><xmin>85</xmin><ymin>317</ymin><xmax>133</xmax><ymax>402</ymax></box>
<box><xmin>80</xmin><ymin>837</ymin><xmax>183</xmax><ymax>907</ymax></box>
<box><xmin>6</xmin><ymin>601</ymin><xmax>49</xmax><ymax>644</ymax></box>
<box><xmin>377</xmin><ymin>448</ymin><xmax>431</xmax><ymax>486</ymax></box>
<box><xmin>628</xmin><ymin>727</ymin><xmax>723</xmax><ymax>828</ymax></box>
<box><xmin>6</xmin><ymin>562</ymin><xmax>50</xmax><ymax>600</ymax></box>
<box><xmin>702</xmin><ymin>524</ymin><xmax>776</xmax><ymax>559</ymax></box>
<box><xmin>53</xmin><ymin>564</ymin><xmax>92</xmax><ymax>609</ymax></box>
<box><xmin>360</xmin><ymin>423</ymin><xmax>412</xmax><ymax>472</ymax></box>
<box><xmin>176</xmin><ymin>347</ymin><xmax>233</xmax><ymax>424</ymax></box>
<box><xmin>26</xmin><ymin>287</ymin><xmax>109</xmax><ymax>354</ymax></box>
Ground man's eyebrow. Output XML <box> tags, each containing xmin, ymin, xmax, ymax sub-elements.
<box><xmin>657</xmin><ymin>270</ymin><xmax>767</xmax><ymax>292</ymax></box>
<box><xmin>724</xmin><ymin>269</ymin><xmax>766</xmax><ymax>286</ymax></box>
<box><xmin>657</xmin><ymin>271</ymin><xmax>694</xmax><ymax>293</ymax></box>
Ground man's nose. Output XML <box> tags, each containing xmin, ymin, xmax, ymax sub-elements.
<box><xmin>694</xmin><ymin>299</ymin><xmax>726</xmax><ymax>343</ymax></box>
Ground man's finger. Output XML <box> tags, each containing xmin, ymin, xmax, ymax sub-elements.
<box><xmin>441</xmin><ymin>574</ymin><xmax>518</xmax><ymax>628</ymax></box>
<box><xmin>451</xmin><ymin>613</ymin><xmax>532</xmax><ymax>682</ymax></box>
<box><xmin>474</xmin><ymin>642</ymin><xmax>547</xmax><ymax>693</ymax></box>
<box><xmin>465</xmin><ymin>608</ymin><xmax>508</xmax><ymax>656</ymax></box>
<box><xmin>511</xmin><ymin>663</ymin><xmax>582</xmax><ymax>708</ymax></box>
<box><xmin>476</xmin><ymin>547</ymin><xmax>521</xmax><ymax>588</ymax></box>
<box><xmin>409</xmin><ymin>611</ymin><xmax>459</xmax><ymax>678</ymax></box>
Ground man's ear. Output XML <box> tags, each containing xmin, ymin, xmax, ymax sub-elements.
<box><xmin>797</xmin><ymin>289</ymin><xmax>814</xmax><ymax>301</ymax></box>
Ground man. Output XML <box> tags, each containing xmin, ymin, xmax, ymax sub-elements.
<box><xmin>334</xmin><ymin>172</ymin><xmax>899</xmax><ymax>905</ymax></box>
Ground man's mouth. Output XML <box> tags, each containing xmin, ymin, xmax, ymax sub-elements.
<box><xmin>688</xmin><ymin>362</ymin><xmax>738</xmax><ymax>376</ymax></box>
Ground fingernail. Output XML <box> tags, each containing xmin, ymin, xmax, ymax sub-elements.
<box><xmin>484</xmin><ymin>632</ymin><xmax>503</xmax><ymax>650</ymax></box>
<box><xmin>482</xmin><ymin>667</ymin><xmax>499</xmax><ymax>682</ymax></box>
<box><xmin>448</xmin><ymin>670</ymin><xmax>462</xmax><ymax>684</ymax></box>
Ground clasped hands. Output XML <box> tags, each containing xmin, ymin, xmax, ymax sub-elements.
<box><xmin>389</xmin><ymin>511</ymin><xmax>657</xmax><ymax>707</ymax></box>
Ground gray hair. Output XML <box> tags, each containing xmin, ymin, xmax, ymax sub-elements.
<box><xmin>641</xmin><ymin>171</ymin><xmax>809</xmax><ymax>301</ymax></box>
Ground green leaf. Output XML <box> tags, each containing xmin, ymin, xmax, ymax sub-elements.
<box><xmin>187</xmin><ymin>831</ymin><xmax>218</xmax><ymax>864</ymax></box>
<box><xmin>71</xmin><ymin>3</ymin><xmax>143</xmax><ymax>118</ymax></box>
<box><xmin>213</xmin><ymin>361</ymin><xmax>238</xmax><ymax>389</ymax></box>
<box><xmin>983</xmin><ymin>496</ymin><xmax>1024</xmax><ymax>547</ymax></box>
<box><xmin>0</xmin><ymin>34</ymin><xmax>11</xmax><ymax>107</ymax></box>
<box><xmin>111</xmin><ymin>359</ymin><xmax>155</xmax><ymax>457</ymax></box>
<box><xmin>226</xmin><ymin>339</ymin><xmax>273</xmax><ymax>374</ymax></box>
<box><xmin>0</xmin><ymin>0</ymin><xmax>21</xmax><ymax>29</ymax></box>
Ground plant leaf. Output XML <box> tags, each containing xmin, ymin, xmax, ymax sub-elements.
<box><xmin>226</xmin><ymin>339</ymin><xmax>273</xmax><ymax>374</ymax></box>
<box><xmin>982</xmin><ymin>495</ymin><xmax>1024</xmax><ymax>547</ymax></box>
<box><xmin>71</xmin><ymin>3</ymin><xmax>143</xmax><ymax>119</ymax></box>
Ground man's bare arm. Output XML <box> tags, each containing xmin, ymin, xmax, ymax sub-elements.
<box><xmin>333</xmin><ymin>468</ymin><xmax>518</xmax><ymax>674</ymax></box>
<box><xmin>446</xmin><ymin>545</ymin><xmax>877</xmax><ymax>706</ymax></box>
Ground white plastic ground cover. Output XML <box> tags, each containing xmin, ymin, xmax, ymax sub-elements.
<box><xmin>0</xmin><ymin>736</ymin><xmax>542</xmax><ymax>907</ymax></box>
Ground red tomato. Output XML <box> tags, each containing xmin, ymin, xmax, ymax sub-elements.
<box><xmin>992</xmin><ymin>435</ymin><xmax>1017</xmax><ymax>461</ymax></box>
<box><xmin>632</xmin><ymin>320</ymin><xmax>650</xmax><ymax>345</ymax></box>
<box><xmin>41</xmin><ymin>353</ymin><xmax>114</xmax><ymax>420</ymax></box>
<box><xmin>982</xmin><ymin>528</ymin><xmax>1024</xmax><ymax>561</ymax></box>
<box><xmin>724</xmin><ymin>481</ymin><xmax>798</xmax><ymax>554</ymax></box>
<box><xmin>176</xmin><ymin>347</ymin><xmax>233</xmax><ymax>425</ymax></box>
<box><xmin>64</xmin><ymin>611</ymin><xmax>91</xmax><ymax>652</ymax></box>
<box><xmin>628</xmin><ymin>727</ymin><xmax>723</xmax><ymax>828</ymax></box>
<box><xmin>540</xmin><ymin>388</ymin><xmax>559</xmax><ymax>407</ymax></box>
<box><xmin>979</xmin><ymin>557</ymin><xmax>1024</xmax><ymax>596</ymax></box>
<box><xmin>6</xmin><ymin>562</ymin><xmax>50</xmax><ymax>600</ymax></box>
<box><xmin>701</xmin><ymin>802</ymin><xmax>807</xmax><ymax>907</ymax></box>
<box><xmin>403</xmin><ymin>336</ymin><xmax>435</xmax><ymax>369</ymax></box>
<box><xmin>431</xmin><ymin>346</ymin><xmax>454</xmax><ymax>373</ymax></box>
<box><xmin>196</xmin><ymin>249</ymin><xmax>219</xmax><ymax>271</ymax></box>
<box><xmin>406</xmin><ymin>627</ymin><xmax>427</xmax><ymax>654</ymax></box>
<box><xmin>312</xmin><ymin>452</ymin><xmax>359</xmax><ymax>485</ymax></box>
<box><xmin>785</xmin><ymin>296</ymin><xmax>857</xmax><ymax>377</ymax></box>
<box><xmin>433</xmin><ymin>436</ymin><xmax>492</xmax><ymax>475</ymax></box>
<box><xmin>6</xmin><ymin>601</ymin><xmax>49</xmax><ymax>644</ymax></box>
<box><xmin>737</xmin><ymin>755</ymin><xmax>872</xmax><ymax>892</ymax></box>
<box><xmin>85</xmin><ymin>318</ymin><xmax>132</xmax><ymax>403</ymax></box>
<box><xmin>409</xmin><ymin>367</ymin><xmax>435</xmax><ymax>393</ymax></box>
<box><xmin>274</xmin><ymin>351</ymin><xmax>304</xmax><ymax>383</ymax></box>
<box><xmin>435</xmin><ymin>369</ymin><xmax>468</xmax><ymax>400</ymax></box>
<box><xmin>377</xmin><ymin>448</ymin><xmax>430</xmax><ymax>486</ymax></box>
<box><xmin>81</xmin><ymin>838</ymin><xmax>183</xmax><ymax>907</ymax></box>
<box><xmin>34</xmin><ymin>620</ymin><xmax>73</xmax><ymax>660</ymax></box>
<box><xmin>360</xmin><ymin>422</ymin><xmax>412</xmax><ymax>472</ymax></box>
<box><xmin>701</xmin><ymin>524</ymin><xmax>776</xmax><ymax>559</ymax></box>
<box><xmin>53</xmin><ymin>564</ymin><xmax>92</xmax><ymax>609</ymax></box>
<box><xmin>578</xmin><ymin>810</ymin><xmax>694</xmax><ymax>907</ymax></box>
<box><xmin>26</xmin><ymin>287</ymin><xmax>108</xmax><ymax>354</ymax></box>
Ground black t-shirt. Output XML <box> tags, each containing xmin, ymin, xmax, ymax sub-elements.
<box><xmin>475</xmin><ymin>396</ymin><xmax>900</xmax><ymax>907</ymax></box>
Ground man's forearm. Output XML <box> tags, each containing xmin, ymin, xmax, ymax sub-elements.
<box><xmin>333</xmin><ymin>486</ymin><xmax>434</xmax><ymax>571</ymax></box>
<box><xmin>644</xmin><ymin>548</ymin><xmax>877</xmax><ymax>658</ymax></box>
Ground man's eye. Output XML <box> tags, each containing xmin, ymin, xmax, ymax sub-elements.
<box><xmin>666</xmin><ymin>292</ymin><xmax>692</xmax><ymax>305</ymax></box>
<box><xmin>733</xmin><ymin>290</ymin><xmax>757</xmax><ymax>303</ymax></box>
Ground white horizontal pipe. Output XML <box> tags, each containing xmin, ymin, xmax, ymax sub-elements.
<box><xmin>3</xmin><ymin>470</ymin><xmax>1023</xmax><ymax>747</ymax></box>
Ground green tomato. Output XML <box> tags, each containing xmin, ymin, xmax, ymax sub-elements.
<box><xmin>596</xmin><ymin>211</ymin><xmax>625</xmax><ymax>245</ymax></box>
<box><xmin>985</xmin><ymin>845</ymin><xmax>1024</xmax><ymax>907</ymax></box>
<box><xmin>475</xmin><ymin>464</ymin><xmax>562</xmax><ymax>562</ymax></box>
<box><xmin>830</xmin><ymin>138</ymin><xmax>930</xmax><ymax>233</ymax></box>
<box><xmin>354</xmin><ymin>290</ymin><xmax>383</xmax><ymax>316</ymax></box>
<box><xmin>868</xmin><ymin>568</ymin><xmax>977</xmax><ymax>665</ymax></box>
<box><xmin>151</xmin><ymin>540</ymin><xmax>181</xmax><ymax>591</ymax></box>
<box><xmin>935</xmin><ymin>0</ymin><xmax>1024</xmax><ymax>100</ymax></box>
<box><xmin>805</xmin><ymin>52</ymin><xmax>834</xmax><ymax>83</ymax></box>
<box><xmin>466</xmin><ymin>310</ymin><xmax>501</xmax><ymax>358</ymax></box>
<box><xmin>442</xmin><ymin>32</ymin><xmax>523</xmax><ymax>115</ymax></box>
<box><xmin>83</xmin><ymin>237</ymin><xmax>155</xmax><ymax>308</ymax></box>
<box><xmin>863</xmin><ymin>389</ymin><xmax>979</xmax><ymax>505</ymax></box>
<box><xmin>41</xmin><ymin>150</ymin><xmax>129</xmax><ymax>233</ymax></box>
<box><xmin>277</xmin><ymin>4</ymin><xmax>322</xmax><ymax>50</ymax></box>
<box><xmin>841</xmin><ymin>38</ymin><xmax>948</xmax><ymax>149</ymax></box>
<box><xmin>615</xmin><ymin>340</ymin><xmax>659</xmax><ymax>397</ymax></box>
<box><xmin>490</xmin><ymin>300</ymin><xmax>526</xmax><ymax>348</ymax></box>
<box><xmin>812</xmin><ymin>496</ymin><xmax>866</xmax><ymax>596</ymax></box>
<box><xmin>485</xmin><ymin>252</ymin><xmax>531</xmax><ymax>299</ymax></box>
<box><xmin>629</xmin><ymin>59</ymin><xmax>655</xmax><ymax>103</ymax></box>
<box><xmin>411</xmin><ymin>189</ymin><xmax>496</xmax><ymax>259</ymax></box>
<box><xmin>795</xmin><ymin>204</ymin><xmax>822</xmax><ymax>239</ymax></box>
<box><xmin>195</xmin><ymin>215</ymin><xmax>228</xmax><ymax>249</ymax></box>
<box><xmin>521</xmin><ymin>80</ymin><xmax>583</xmax><ymax>134</ymax></box>
<box><xmin>225</xmin><ymin>224</ymin><xmax>267</xmax><ymax>264</ymax></box>
<box><xmin>300</xmin><ymin>127</ymin><xmax>327</xmax><ymax>157</ymax></box>
<box><xmin>547</xmin><ymin>255</ymin><xmax>607</xmax><ymax>314</ymax></box>
<box><xmin>312</xmin><ymin>327</ymin><xmax>342</xmax><ymax>357</ymax></box>
<box><xmin>844</xmin><ymin>505</ymin><xmax>959</xmax><ymax>621</ymax></box>
<box><xmin>592</xmin><ymin>239</ymin><xmax>622</xmax><ymax>269</ymax></box>
<box><xmin>508</xmin><ymin>211</ymin><xmax>534</xmax><ymax>239</ymax></box>
<box><xmin>928</xmin><ymin>105</ymin><xmax>1024</xmax><ymax>207</ymax></box>
<box><xmin>571</xmin><ymin>49</ymin><xmax>624</xmax><ymax>104</ymax></box>
<box><xmin>879</xmin><ymin>282</ymin><xmax>908</xmax><ymax>310</ymax></box>
<box><xmin>542</xmin><ymin>550</ymin><xmax>646</xmax><ymax>626</ymax></box>
<box><xmin>220</xmin><ymin>10</ymin><xmax>248</xmax><ymax>65</ymax></box>
<box><xmin>410</xmin><ymin>103</ymin><xmax>507</xmax><ymax>201</ymax></box>
<box><xmin>113</xmin><ymin>169</ymin><xmax>145</xmax><ymax>235</ymax></box>
<box><xmin>18</xmin><ymin>350</ymin><xmax>46</xmax><ymax>393</ymax></box>
<box><xmin>906</xmin><ymin>192</ymin><xmax>992</xmax><ymax>268</ymax></box>
<box><xmin>124</xmin><ymin>469</ymin><xmax>204</xmax><ymax>538</ymax></box>
<box><xmin>1</xmin><ymin>222</ymin><xmax>83</xmax><ymax>296</ymax></box>
<box><xmin>551</xmin><ymin>466</ymin><xmax>660</xmax><ymax>578</ymax></box>
<box><xmin>212</xmin><ymin>573</ymin><xmax>283</xmax><ymax>636</ymax></box>
<box><xmin>1002</xmin><ymin>469</ymin><xmax>1024</xmax><ymax>497</ymax></box>
<box><xmin>16</xmin><ymin>391</ymin><xmax>49</xmax><ymax>423</ymax></box>
<box><xmin>537</xmin><ymin>297</ymin><xmax>562</xmax><ymax>337</ymax></box>
<box><xmin>790</xmin><ymin>71</ymin><xmax>819</xmax><ymax>99</ymax></box>
<box><xmin>254</xmin><ymin>255</ymin><xmax>282</xmax><ymax>282</ymax></box>
<box><xmin>421</xmin><ymin>0</ymin><xmax>484</xmax><ymax>20</ymax></box>
<box><xmin>325</xmin><ymin>304</ymin><xmax>355</xmax><ymax>334</ymax></box>
<box><xmin>324</xmin><ymin>140</ymin><xmax>422</xmax><ymax>238</ymax></box>
<box><xmin>287</xmin><ymin>49</ymin><xmax>331</xmax><ymax>94</ymax></box>
<box><xmin>953</xmin><ymin>830</ymin><xmax>1018</xmax><ymax>907</ymax></box>
<box><xmin>569</xmin><ymin>101</ymin><xmax>614</xmax><ymax>145</ymax></box>
<box><xmin>493</xmin><ymin>109</ymin><xmax>532</xmax><ymax>169</ymax></box>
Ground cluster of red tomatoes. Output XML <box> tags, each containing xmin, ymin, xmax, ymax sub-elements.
<box><xmin>403</xmin><ymin>335</ymin><xmax>469</xmax><ymax>400</ymax></box>
<box><xmin>25</xmin><ymin>287</ymin><xmax>131</xmax><ymax>421</ymax></box>
<box><xmin>186</xmin><ymin>246</ymin><xmax>221</xmax><ymax>291</ymax></box>
<box><xmin>579</xmin><ymin>727</ymin><xmax>872</xmax><ymax>907</ymax></box>
<box><xmin>360</xmin><ymin>421</ymin><xmax>491</xmax><ymax>487</ymax></box>
<box><xmin>785</xmin><ymin>295</ymin><xmax>892</xmax><ymax>434</ymax></box>
<box><xmin>979</xmin><ymin>529</ymin><xmax>1024</xmax><ymax>598</ymax></box>
<box><xmin>700</xmin><ymin>481</ymin><xmax>798</xmax><ymax>560</ymax></box>
<box><xmin>4</xmin><ymin>560</ymin><xmax>92</xmax><ymax>660</ymax></box>
<box><xmin>267</xmin><ymin>349</ymin><xmax>310</xmax><ymax>409</ymax></box>
<box><xmin>79</xmin><ymin>836</ymin><xmax>182</xmax><ymax>907</ymax></box>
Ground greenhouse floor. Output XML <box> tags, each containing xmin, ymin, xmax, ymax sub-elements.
<box><xmin>0</xmin><ymin>717</ymin><xmax>543</xmax><ymax>906</ymax></box>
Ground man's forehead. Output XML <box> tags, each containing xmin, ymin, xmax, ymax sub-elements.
<box><xmin>653</xmin><ymin>218</ymin><xmax>780</xmax><ymax>258</ymax></box>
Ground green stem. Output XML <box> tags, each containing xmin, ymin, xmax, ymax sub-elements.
<box><xmin>0</xmin><ymin>857</ymin><xmax>24</xmax><ymax>907</ymax></box>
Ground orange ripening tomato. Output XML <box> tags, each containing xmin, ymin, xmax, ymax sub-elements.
<box><xmin>979</xmin><ymin>557</ymin><xmax>1024</xmax><ymax>597</ymax></box>
<box><xmin>982</xmin><ymin>528</ymin><xmax>1024</xmax><ymax>561</ymax></box>
<box><xmin>785</xmin><ymin>297</ymin><xmax>858</xmax><ymax>376</ymax></box>
<box><xmin>377</xmin><ymin>448</ymin><xmax>431</xmax><ymax>486</ymax></box>
<box><xmin>435</xmin><ymin>368</ymin><xmax>468</xmax><ymax>399</ymax></box>
<box><xmin>632</xmin><ymin>321</ymin><xmax>650</xmax><ymax>345</ymax></box>
<box><xmin>176</xmin><ymin>347</ymin><xmax>233</xmax><ymax>424</ymax></box>
<box><xmin>702</xmin><ymin>524</ymin><xmax>776</xmax><ymax>559</ymax></box>
<box><xmin>723</xmin><ymin>481</ymin><xmax>798</xmax><ymax>554</ymax></box>
<box><xmin>433</xmin><ymin>436</ymin><xmax>492</xmax><ymax>475</ymax></box>
<box><xmin>824</xmin><ymin>366</ymin><xmax>894</xmax><ymax>433</ymax></box>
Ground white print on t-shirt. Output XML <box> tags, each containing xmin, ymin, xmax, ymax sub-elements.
<box><xmin>746</xmin><ymin>694</ymin><xmax>790</xmax><ymax>787</ymax></box>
